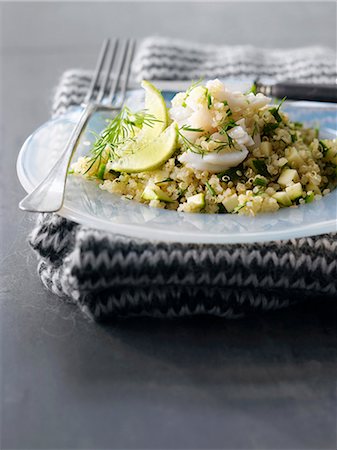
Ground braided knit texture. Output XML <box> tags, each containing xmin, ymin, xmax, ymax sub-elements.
<box><xmin>30</xmin><ymin>37</ymin><xmax>337</xmax><ymax>320</ymax></box>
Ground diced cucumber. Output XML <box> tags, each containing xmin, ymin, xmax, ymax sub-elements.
<box><xmin>97</xmin><ymin>163</ymin><xmax>106</xmax><ymax>180</ymax></box>
<box><xmin>86</xmin><ymin>147</ymin><xmax>110</xmax><ymax>178</ymax></box>
<box><xmin>278</xmin><ymin>168</ymin><xmax>299</xmax><ymax>187</ymax></box>
<box><xmin>186</xmin><ymin>193</ymin><xmax>205</xmax><ymax>211</ymax></box>
<box><xmin>306</xmin><ymin>182</ymin><xmax>321</xmax><ymax>195</ymax></box>
<box><xmin>305</xmin><ymin>192</ymin><xmax>315</xmax><ymax>203</ymax></box>
<box><xmin>142</xmin><ymin>185</ymin><xmax>174</xmax><ymax>203</ymax></box>
<box><xmin>325</xmin><ymin>147</ymin><xmax>337</xmax><ymax>165</ymax></box>
<box><xmin>272</xmin><ymin>191</ymin><xmax>292</xmax><ymax>206</ymax></box>
<box><xmin>285</xmin><ymin>182</ymin><xmax>303</xmax><ymax>200</ymax></box>
<box><xmin>222</xmin><ymin>194</ymin><xmax>239</xmax><ymax>212</ymax></box>
<box><xmin>252</xmin><ymin>160</ymin><xmax>270</xmax><ymax>177</ymax></box>
<box><xmin>285</xmin><ymin>147</ymin><xmax>305</xmax><ymax>168</ymax></box>
<box><xmin>253</xmin><ymin>176</ymin><xmax>268</xmax><ymax>187</ymax></box>
<box><xmin>260</xmin><ymin>141</ymin><xmax>273</xmax><ymax>157</ymax></box>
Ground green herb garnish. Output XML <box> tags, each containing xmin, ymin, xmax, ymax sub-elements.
<box><xmin>178</xmin><ymin>125</ymin><xmax>205</xmax><ymax>155</ymax></box>
<box><xmin>262</xmin><ymin>122</ymin><xmax>279</xmax><ymax>137</ymax></box>
<box><xmin>319</xmin><ymin>140</ymin><xmax>329</xmax><ymax>156</ymax></box>
<box><xmin>219</xmin><ymin>119</ymin><xmax>238</xmax><ymax>148</ymax></box>
<box><xmin>252</xmin><ymin>160</ymin><xmax>270</xmax><ymax>178</ymax></box>
<box><xmin>85</xmin><ymin>107</ymin><xmax>161</xmax><ymax>176</ymax></box>
<box><xmin>180</xmin><ymin>125</ymin><xmax>204</xmax><ymax>133</ymax></box>
<box><xmin>217</xmin><ymin>203</ymin><xmax>228</xmax><ymax>214</ymax></box>
<box><xmin>233</xmin><ymin>203</ymin><xmax>246</xmax><ymax>213</ymax></box>
<box><xmin>246</xmin><ymin>81</ymin><xmax>257</xmax><ymax>95</ymax></box>
<box><xmin>269</xmin><ymin>97</ymin><xmax>286</xmax><ymax>124</ymax></box>
<box><xmin>186</xmin><ymin>78</ymin><xmax>204</xmax><ymax>95</ymax></box>
<box><xmin>205</xmin><ymin>181</ymin><xmax>216</xmax><ymax>196</ymax></box>
<box><xmin>97</xmin><ymin>163</ymin><xmax>106</xmax><ymax>180</ymax></box>
<box><xmin>217</xmin><ymin>165</ymin><xmax>244</xmax><ymax>182</ymax></box>
<box><xmin>220</xmin><ymin>119</ymin><xmax>237</xmax><ymax>133</ymax></box>
<box><xmin>156</xmin><ymin>178</ymin><xmax>173</xmax><ymax>185</ymax></box>
<box><xmin>293</xmin><ymin>122</ymin><xmax>303</xmax><ymax>128</ymax></box>
<box><xmin>253</xmin><ymin>176</ymin><xmax>267</xmax><ymax>187</ymax></box>
<box><xmin>207</xmin><ymin>93</ymin><xmax>212</xmax><ymax>109</ymax></box>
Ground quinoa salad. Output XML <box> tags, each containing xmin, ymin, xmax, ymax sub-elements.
<box><xmin>72</xmin><ymin>79</ymin><xmax>337</xmax><ymax>215</ymax></box>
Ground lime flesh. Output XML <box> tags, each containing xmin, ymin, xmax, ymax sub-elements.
<box><xmin>110</xmin><ymin>124</ymin><xmax>177</xmax><ymax>173</ymax></box>
<box><xmin>110</xmin><ymin>80</ymin><xmax>176</xmax><ymax>173</ymax></box>
<box><xmin>141</xmin><ymin>80</ymin><xmax>168</xmax><ymax>139</ymax></box>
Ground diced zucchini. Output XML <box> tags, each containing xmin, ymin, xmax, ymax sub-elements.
<box><xmin>325</xmin><ymin>147</ymin><xmax>337</xmax><ymax>165</ymax></box>
<box><xmin>306</xmin><ymin>182</ymin><xmax>321</xmax><ymax>195</ymax></box>
<box><xmin>285</xmin><ymin>182</ymin><xmax>303</xmax><ymax>200</ymax></box>
<box><xmin>186</xmin><ymin>193</ymin><xmax>205</xmax><ymax>211</ymax></box>
<box><xmin>97</xmin><ymin>163</ymin><xmax>106</xmax><ymax>180</ymax></box>
<box><xmin>142</xmin><ymin>185</ymin><xmax>174</xmax><ymax>203</ymax></box>
<box><xmin>222</xmin><ymin>194</ymin><xmax>239</xmax><ymax>212</ymax></box>
<box><xmin>85</xmin><ymin>146</ymin><xmax>110</xmax><ymax>178</ymax></box>
<box><xmin>252</xmin><ymin>159</ymin><xmax>270</xmax><ymax>177</ymax></box>
<box><xmin>305</xmin><ymin>192</ymin><xmax>315</xmax><ymax>203</ymax></box>
<box><xmin>260</xmin><ymin>141</ymin><xmax>273</xmax><ymax>157</ymax></box>
<box><xmin>253</xmin><ymin>176</ymin><xmax>268</xmax><ymax>187</ymax></box>
<box><xmin>285</xmin><ymin>147</ymin><xmax>305</xmax><ymax>168</ymax></box>
<box><xmin>278</xmin><ymin>168</ymin><xmax>299</xmax><ymax>187</ymax></box>
<box><xmin>272</xmin><ymin>191</ymin><xmax>292</xmax><ymax>206</ymax></box>
<box><xmin>277</xmin><ymin>157</ymin><xmax>288</xmax><ymax>168</ymax></box>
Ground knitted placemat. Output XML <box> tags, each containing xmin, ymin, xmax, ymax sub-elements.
<box><xmin>29</xmin><ymin>37</ymin><xmax>337</xmax><ymax>321</ymax></box>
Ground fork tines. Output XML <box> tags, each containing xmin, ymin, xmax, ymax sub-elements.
<box><xmin>85</xmin><ymin>38</ymin><xmax>136</xmax><ymax>108</ymax></box>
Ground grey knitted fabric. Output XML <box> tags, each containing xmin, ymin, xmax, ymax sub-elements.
<box><xmin>29</xmin><ymin>37</ymin><xmax>337</xmax><ymax>321</ymax></box>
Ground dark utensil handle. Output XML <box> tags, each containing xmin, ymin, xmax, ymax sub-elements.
<box><xmin>256</xmin><ymin>81</ymin><xmax>337</xmax><ymax>103</ymax></box>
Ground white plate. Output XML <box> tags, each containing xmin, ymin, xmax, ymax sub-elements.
<box><xmin>17</xmin><ymin>83</ymin><xmax>337</xmax><ymax>243</ymax></box>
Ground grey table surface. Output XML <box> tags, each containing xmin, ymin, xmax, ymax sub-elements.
<box><xmin>1</xmin><ymin>2</ymin><xmax>336</xmax><ymax>449</ymax></box>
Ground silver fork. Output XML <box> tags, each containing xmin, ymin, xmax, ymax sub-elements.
<box><xmin>19</xmin><ymin>38</ymin><xmax>136</xmax><ymax>213</ymax></box>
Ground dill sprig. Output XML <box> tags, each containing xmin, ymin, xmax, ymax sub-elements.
<box><xmin>207</xmin><ymin>92</ymin><xmax>213</xmax><ymax>109</ymax></box>
<box><xmin>155</xmin><ymin>177</ymin><xmax>174</xmax><ymax>185</ymax></box>
<box><xmin>222</xmin><ymin>100</ymin><xmax>233</xmax><ymax>117</ymax></box>
<box><xmin>205</xmin><ymin>181</ymin><xmax>216</xmax><ymax>196</ymax></box>
<box><xmin>212</xmin><ymin>140</ymin><xmax>232</xmax><ymax>152</ymax></box>
<box><xmin>269</xmin><ymin>96</ymin><xmax>287</xmax><ymax>123</ymax></box>
<box><xmin>178</xmin><ymin>122</ymin><xmax>237</xmax><ymax>155</ymax></box>
<box><xmin>179</xmin><ymin>78</ymin><xmax>205</xmax><ymax>108</ymax></box>
<box><xmin>185</xmin><ymin>78</ymin><xmax>204</xmax><ymax>95</ymax></box>
<box><xmin>178</xmin><ymin>125</ymin><xmax>206</xmax><ymax>155</ymax></box>
<box><xmin>262</xmin><ymin>97</ymin><xmax>287</xmax><ymax>137</ymax></box>
<box><xmin>84</xmin><ymin>107</ymin><xmax>161</xmax><ymax>175</ymax></box>
<box><xmin>219</xmin><ymin>118</ymin><xmax>238</xmax><ymax>148</ymax></box>
<box><xmin>246</xmin><ymin>81</ymin><xmax>258</xmax><ymax>95</ymax></box>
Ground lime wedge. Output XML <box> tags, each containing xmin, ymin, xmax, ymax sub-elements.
<box><xmin>109</xmin><ymin>81</ymin><xmax>176</xmax><ymax>173</ymax></box>
<box><xmin>141</xmin><ymin>80</ymin><xmax>168</xmax><ymax>138</ymax></box>
<box><xmin>110</xmin><ymin>123</ymin><xmax>177</xmax><ymax>173</ymax></box>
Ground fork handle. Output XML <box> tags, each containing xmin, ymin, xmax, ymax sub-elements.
<box><xmin>19</xmin><ymin>103</ymin><xmax>97</xmax><ymax>213</ymax></box>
